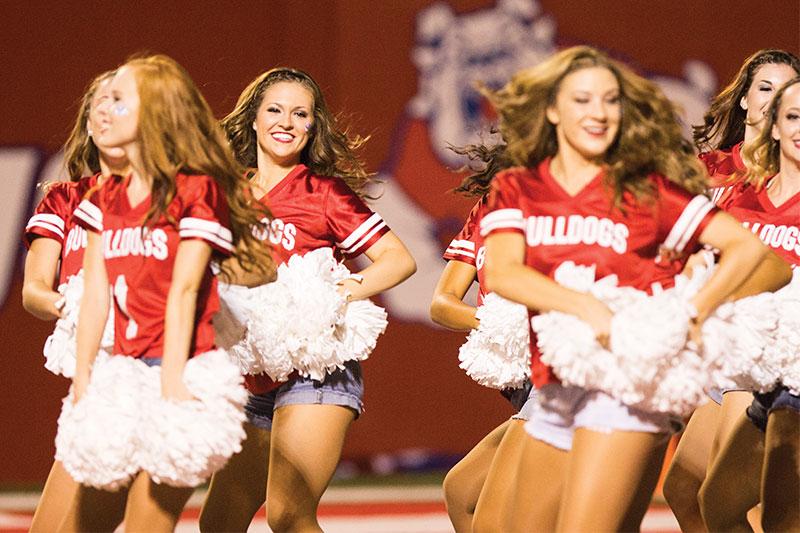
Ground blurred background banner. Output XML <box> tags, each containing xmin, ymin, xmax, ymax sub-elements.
<box><xmin>1</xmin><ymin>0</ymin><xmax>797</xmax><ymax>484</ymax></box>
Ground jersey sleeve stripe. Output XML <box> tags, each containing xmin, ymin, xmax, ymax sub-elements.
<box><xmin>344</xmin><ymin>220</ymin><xmax>388</xmax><ymax>255</ymax></box>
<box><xmin>479</xmin><ymin>209</ymin><xmax>525</xmax><ymax>236</ymax></box>
<box><xmin>444</xmin><ymin>247</ymin><xmax>476</xmax><ymax>259</ymax></box>
<box><xmin>337</xmin><ymin>213</ymin><xmax>383</xmax><ymax>250</ymax></box>
<box><xmin>179</xmin><ymin>229</ymin><xmax>235</xmax><ymax>252</ymax></box>
<box><xmin>179</xmin><ymin>217</ymin><xmax>234</xmax><ymax>243</ymax></box>
<box><xmin>26</xmin><ymin>215</ymin><xmax>66</xmax><ymax>239</ymax></box>
<box><xmin>449</xmin><ymin>239</ymin><xmax>476</xmax><ymax>251</ymax></box>
<box><xmin>74</xmin><ymin>200</ymin><xmax>103</xmax><ymax>232</ymax></box>
<box><xmin>28</xmin><ymin>213</ymin><xmax>66</xmax><ymax>231</ymax></box>
<box><xmin>663</xmin><ymin>196</ymin><xmax>714</xmax><ymax>252</ymax></box>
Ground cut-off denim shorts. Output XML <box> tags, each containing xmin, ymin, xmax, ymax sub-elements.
<box><xmin>245</xmin><ymin>360</ymin><xmax>364</xmax><ymax>430</ymax></box>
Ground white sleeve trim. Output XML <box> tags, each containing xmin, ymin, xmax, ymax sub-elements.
<box><xmin>445</xmin><ymin>247</ymin><xmax>476</xmax><ymax>259</ymax></box>
<box><xmin>344</xmin><ymin>220</ymin><xmax>388</xmax><ymax>255</ymax></box>
<box><xmin>479</xmin><ymin>208</ymin><xmax>525</xmax><ymax>237</ymax></box>
<box><xmin>73</xmin><ymin>200</ymin><xmax>103</xmax><ymax>232</ymax></box>
<box><xmin>663</xmin><ymin>196</ymin><xmax>715</xmax><ymax>253</ymax></box>
<box><xmin>179</xmin><ymin>217</ymin><xmax>234</xmax><ymax>251</ymax></box>
<box><xmin>337</xmin><ymin>213</ymin><xmax>384</xmax><ymax>251</ymax></box>
<box><xmin>26</xmin><ymin>213</ymin><xmax>66</xmax><ymax>239</ymax></box>
<box><xmin>449</xmin><ymin>239</ymin><xmax>476</xmax><ymax>251</ymax></box>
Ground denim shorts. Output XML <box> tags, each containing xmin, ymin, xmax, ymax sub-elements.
<box><xmin>746</xmin><ymin>385</ymin><xmax>800</xmax><ymax>432</ymax></box>
<box><xmin>502</xmin><ymin>379</ymin><xmax>533</xmax><ymax>413</ymax></box>
<box><xmin>245</xmin><ymin>360</ymin><xmax>364</xmax><ymax>430</ymax></box>
<box><xmin>524</xmin><ymin>384</ymin><xmax>680</xmax><ymax>451</ymax></box>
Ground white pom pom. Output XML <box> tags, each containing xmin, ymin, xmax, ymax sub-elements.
<box><xmin>610</xmin><ymin>294</ymin><xmax>691</xmax><ymax>383</ymax></box>
<box><xmin>140</xmin><ymin>350</ymin><xmax>248</xmax><ymax>487</ymax></box>
<box><xmin>55</xmin><ymin>355</ymin><xmax>150</xmax><ymax>490</ymax></box>
<box><xmin>43</xmin><ymin>270</ymin><xmax>114</xmax><ymax>378</ymax></box>
<box><xmin>533</xmin><ymin>261</ymin><xmax>720</xmax><ymax>416</ymax></box>
<box><xmin>231</xmin><ymin>248</ymin><xmax>387</xmax><ymax>382</ymax></box>
<box><xmin>458</xmin><ymin>293</ymin><xmax>530</xmax><ymax>389</ymax></box>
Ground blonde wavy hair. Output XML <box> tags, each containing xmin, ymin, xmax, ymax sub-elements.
<box><xmin>122</xmin><ymin>54</ymin><xmax>272</xmax><ymax>279</ymax></box>
<box><xmin>694</xmin><ymin>49</ymin><xmax>800</xmax><ymax>152</ymax></box>
<box><xmin>221</xmin><ymin>67</ymin><xmax>373</xmax><ymax>197</ymax></box>
<box><xmin>743</xmin><ymin>76</ymin><xmax>800</xmax><ymax>190</ymax></box>
<box><xmin>62</xmin><ymin>70</ymin><xmax>116</xmax><ymax>181</ymax></box>
<box><xmin>465</xmin><ymin>46</ymin><xmax>707</xmax><ymax>205</ymax></box>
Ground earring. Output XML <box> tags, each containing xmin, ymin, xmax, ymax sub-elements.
<box><xmin>87</xmin><ymin>128</ymin><xmax>94</xmax><ymax>137</ymax></box>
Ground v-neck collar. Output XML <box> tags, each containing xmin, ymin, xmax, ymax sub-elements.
<box><xmin>539</xmin><ymin>158</ymin><xmax>604</xmax><ymax>200</ymax></box>
<box><xmin>758</xmin><ymin>176</ymin><xmax>800</xmax><ymax>212</ymax></box>
<box><xmin>256</xmin><ymin>164</ymin><xmax>308</xmax><ymax>203</ymax></box>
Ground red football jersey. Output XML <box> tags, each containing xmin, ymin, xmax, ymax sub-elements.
<box><xmin>246</xmin><ymin>164</ymin><xmax>391</xmax><ymax>393</ymax></box>
<box><xmin>699</xmin><ymin>142</ymin><xmax>745</xmax><ymax>205</ymax></box>
<box><xmin>23</xmin><ymin>174</ymin><xmax>102</xmax><ymax>284</ymax></box>
<box><xmin>480</xmin><ymin>159</ymin><xmax>719</xmax><ymax>387</ymax></box>
<box><xmin>74</xmin><ymin>173</ymin><xmax>232</xmax><ymax>359</ymax></box>
<box><xmin>721</xmin><ymin>179</ymin><xmax>800</xmax><ymax>268</ymax></box>
<box><xmin>443</xmin><ymin>196</ymin><xmax>488</xmax><ymax>305</ymax></box>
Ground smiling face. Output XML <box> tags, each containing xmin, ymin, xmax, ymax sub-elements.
<box><xmin>547</xmin><ymin>66</ymin><xmax>621</xmax><ymax>162</ymax></box>
<box><xmin>252</xmin><ymin>81</ymin><xmax>314</xmax><ymax>168</ymax></box>
<box><xmin>97</xmin><ymin>66</ymin><xmax>141</xmax><ymax>154</ymax></box>
<box><xmin>772</xmin><ymin>81</ymin><xmax>800</xmax><ymax>168</ymax></box>
<box><xmin>87</xmin><ymin>77</ymin><xmax>127</xmax><ymax>161</ymax></box>
<box><xmin>742</xmin><ymin>62</ymin><xmax>798</xmax><ymax>135</ymax></box>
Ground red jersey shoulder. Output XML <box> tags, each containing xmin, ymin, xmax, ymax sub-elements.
<box><xmin>172</xmin><ymin>174</ymin><xmax>233</xmax><ymax>255</ymax></box>
<box><xmin>24</xmin><ymin>175</ymin><xmax>102</xmax><ymax>247</ymax></box>
<box><xmin>700</xmin><ymin>143</ymin><xmax>746</xmax><ymax>189</ymax></box>
<box><xmin>443</xmin><ymin>197</ymin><xmax>487</xmax><ymax>265</ymax></box>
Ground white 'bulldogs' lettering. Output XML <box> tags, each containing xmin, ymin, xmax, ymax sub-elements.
<box><xmin>743</xmin><ymin>221</ymin><xmax>800</xmax><ymax>257</ymax></box>
<box><xmin>102</xmin><ymin>227</ymin><xmax>169</xmax><ymax>260</ymax></box>
<box><xmin>63</xmin><ymin>226</ymin><xmax>88</xmax><ymax>257</ymax></box>
<box><xmin>525</xmin><ymin>215</ymin><xmax>629</xmax><ymax>254</ymax></box>
<box><xmin>254</xmin><ymin>217</ymin><xmax>297</xmax><ymax>251</ymax></box>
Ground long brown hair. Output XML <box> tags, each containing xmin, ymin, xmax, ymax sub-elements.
<box><xmin>693</xmin><ymin>49</ymin><xmax>800</xmax><ymax>152</ymax></box>
<box><xmin>743</xmin><ymin>76</ymin><xmax>800</xmax><ymax>190</ymax></box>
<box><xmin>221</xmin><ymin>67</ymin><xmax>373</xmax><ymax>197</ymax></box>
<box><xmin>62</xmin><ymin>70</ymin><xmax>115</xmax><ymax>181</ymax></box>
<box><xmin>459</xmin><ymin>46</ymin><xmax>707</xmax><ymax>205</ymax></box>
<box><xmin>123</xmin><ymin>54</ymin><xmax>272</xmax><ymax>279</ymax></box>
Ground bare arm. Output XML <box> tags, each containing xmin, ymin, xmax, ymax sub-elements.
<box><xmin>484</xmin><ymin>232</ymin><xmax>612</xmax><ymax>338</ymax></box>
<box><xmin>217</xmin><ymin>244</ymin><xmax>277</xmax><ymax>288</ymax></box>
<box><xmin>691</xmin><ymin>211</ymin><xmax>792</xmax><ymax>320</ymax></box>
<box><xmin>73</xmin><ymin>232</ymin><xmax>110</xmax><ymax>400</ymax></box>
<box><xmin>22</xmin><ymin>238</ymin><xmax>63</xmax><ymax>320</ymax></box>
<box><xmin>430</xmin><ymin>260</ymin><xmax>479</xmax><ymax>331</ymax></box>
<box><xmin>160</xmin><ymin>239</ymin><xmax>214</xmax><ymax>401</ymax></box>
<box><xmin>338</xmin><ymin>231</ymin><xmax>417</xmax><ymax>301</ymax></box>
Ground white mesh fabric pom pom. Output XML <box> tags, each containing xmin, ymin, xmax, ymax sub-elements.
<box><xmin>458</xmin><ymin>293</ymin><xmax>530</xmax><ymax>390</ymax></box>
<box><xmin>43</xmin><ymin>270</ymin><xmax>115</xmax><ymax>378</ymax></box>
<box><xmin>140</xmin><ymin>350</ymin><xmax>248</xmax><ymax>487</ymax></box>
<box><xmin>610</xmin><ymin>293</ymin><xmax>691</xmax><ymax>384</ymax></box>
<box><xmin>55</xmin><ymin>355</ymin><xmax>151</xmax><ymax>490</ymax></box>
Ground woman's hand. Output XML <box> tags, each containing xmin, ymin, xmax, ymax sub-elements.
<box><xmin>575</xmin><ymin>293</ymin><xmax>613</xmax><ymax>347</ymax></box>
<box><xmin>72</xmin><ymin>371</ymin><xmax>90</xmax><ymax>403</ymax></box>
<box><xmin>161</xmin><ymin>375</ymin><xmax>194</xmax><ymax>402</ymax></box>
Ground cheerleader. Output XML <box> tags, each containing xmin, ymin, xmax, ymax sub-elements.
<box><xmin>21</xmin><ymin>70</ymin><xmax>130</xmax><ymax>532</ymax></box>
<box><xmin>472</xmin><ymin>46</ymin><xmax>790</xmax><ymax>532</ymax></box>
<box><xmin>699</xmin><ymin>76</ymin><xmax>800</xmax><ymax>532</ymax></box>
<box><xmin>663</xmin><ymin>49</ymin><xmax>799</xmax><ymax>532</ymax></box>
<box><xmin>57</xmin><ymin>55</ymin><xmax>271</xmax><ymax>532</ymax></box>
<box><xmin>431</xmin><ymin>171</ymin><xmax>533</xmax><ymax>532</ymax></box>
<box><xmin>199</xmin><ymin>68</ymin><xmax>416</xmax><ymax>532</ymax></box>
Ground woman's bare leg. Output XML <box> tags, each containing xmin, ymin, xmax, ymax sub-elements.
<box><xmin>555</xmin><ymin>428</ymin><xmax>670</xmax><ymax>533</ymax></box>
<box><xmin>199</xmin><ymin>422</ymin><xmax>271</xmax><ymax>532</ymax></box>
<box><xmin>30</xmin><ymin>461</ymin><xmax>79</xmax><ymax>533</ymax></box>
<box><xmin>443</xmin><ymin>419</ymin><xmax>511</xmax><ymax>532</ymax></box>
<box><xmin>760</xmin><ymin>408</ymin><xmax>800</xmax><ymax>532</ymax></box>
<box><xmin>266</xmin><ymin>404</ymin><xmax>354</xmax><ymax>533</ymax></box>
<box><xmin>662</xmin><ymin>401</ymin><xmax>720</xmax><ymax>532</ymax></box>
